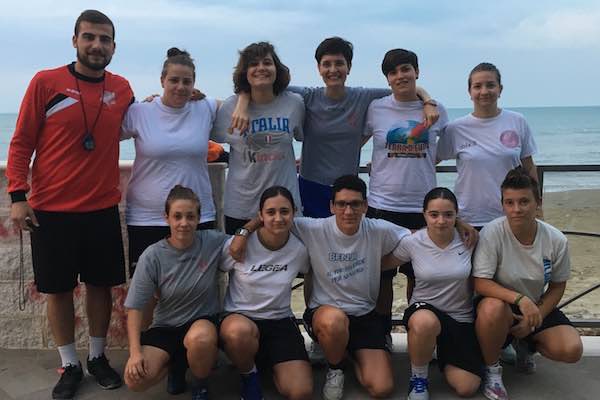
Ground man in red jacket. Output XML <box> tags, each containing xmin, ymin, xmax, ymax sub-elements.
<box><xmin>6</xmin><ymin>9</ymin><xmax>133</xmax><ymax>399</ymax></box>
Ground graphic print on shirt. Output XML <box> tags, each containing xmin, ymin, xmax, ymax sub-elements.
<box><xmin>244</xmin><ymin>116</ymin><xmax>291</xmax><ymax>163</ymax></box>
<box><xmin>385</xmin><ymin>119</ymin><xmax>429</xmax><ymax>158</ymax></box>
<box><xmin>249</xmin><ymin>263</ymin><xmax>289</xmax><ymax>272</ymax></box>
<box><xmin>327</xmin><ymin>251</ymin><xmax>366</xmax><ymax>283</ymax></box>
<box><xmin>500</xmin><ymin>130</ymin><xmax>520</xmax><ymax>149</ymax></box>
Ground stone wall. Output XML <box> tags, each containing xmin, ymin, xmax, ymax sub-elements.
<box><xmin>0</xmin><ymin>161</ymin><xmax>226</xmax><ymax>349</ymax></box>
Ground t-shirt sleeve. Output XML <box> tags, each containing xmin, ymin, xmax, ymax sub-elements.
<box><xmin>206</xmin><ymin>97</ymin><xmax>218</xmax><ymax>124</ymax></box>
<box><xmin>124</xmin><ymin>248</ymin><xmax>159</xmax><ymax>310</ymax></box>
<box><xmin>551</xmin><ymin>234</ymin><xmax>571</xmax><ymax>282</ymax></box>
<box><xmin>519</xmin><ymin>118</ymin><xmax>537</xmax><ymax>158</ymax></box>
<box><xmin>298</xmin><ymin>244</ymin><xmax>310</xmax><ymax>274</ymax></box>
<box><xmin>364</xmin><ymin>101</ymin><xmax>376</xmax><ymax>138</ymax></box>
<box><xmin>210</xmin><ymin>95</ymin><xmax>236</xmax><ymax>143</ymax></box>
<box><xmin>472</xmin><ymin>224</ymin><xmax>500</xmax><ymax>279</ymax></box>
<box><xmin>219</xmin><ymin>237</ymin><xmax>236</xmax><ymax>272</ymax></box>
<box><xmin>378</xmin><ymin>219</ymin><xmax>410</xmax><ymax>255</ymax></box>
<box><xmin>363</xmin><ymin>87</ymin><xmax>391</xmax><ymax>102</ymax></box>
<box><xmin>435</xmin><ymin>104</ymin><xmax>450</xmax><ymax>134</ymax></box>
<box><xmin>120</xmin><ymin>104</ymin><xmax>139</xmax><ymax>140</ymax></box>
<box><xmin>287</xmin><ymin>85</ymin><xmax>309</xmax><ymax>98</ymax></box>
<box><xmin>392</xmin><ymin>235</ymin><xmax>412</xmax><ymax>264</ymax></box>
<box><xmin>291</xmin><ymin>217</ymin><xmax>318</xmax><ymax>242</ymax></box>
<box><xmin>291</xmin><ymin>94</ymin><xmax>305</xmax><ymax>141</ymax></box>
<box><xmin>436</xmin><ymin>124</ymin><xmax>456</xmax><ymax>160</ymax></box>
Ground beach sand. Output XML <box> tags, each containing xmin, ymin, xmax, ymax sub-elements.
<box><xmin>290</xmin><ymin>189</ymin><xmax>600</xmax><ymax>333</ymax></box>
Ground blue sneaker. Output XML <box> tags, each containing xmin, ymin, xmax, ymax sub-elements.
<box><xmin>191</xmin><ymin>386</ymin><xmax>209</xmax><ymax>400</ymax></box>
<box><xmin>408</xmin><ymin>376</ymin><xmax>429</xmax><ymax>400</ymax></box>
<box><xmin>241</xmin><ymin>371</ymin><xmax>264</xmax><ymax>400</ymax></box>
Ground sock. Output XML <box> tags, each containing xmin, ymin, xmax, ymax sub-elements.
<box><xmin>88</xmin><ymin>336</ymin><xmax>106</xmax><ymax>359</ymax></box>
<box><xmin>486</xmin><ymin>361</ymin><xmax>501</xmax><ymax>371</ymax></box>
<box><xmin>241</xmin><ymin>364</ymin><xmax>257</xmax><ymax>376</ymax></box>
<box><xmin>57</xmin><ymin>343</ymin><xmax>79</xmax><ymax>368</ymax></box>
<box><xmin>327</xmin><ymin>362</ymin><xmax>343</xmax><ymax>371</ymax></box>
<box><xmin>411</xmin><ymin>363</ymin><xmax>428</xmax><ymax>379</ymax></box>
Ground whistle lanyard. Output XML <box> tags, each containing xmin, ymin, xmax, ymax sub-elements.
<box><xmin>75</xmin><ymin>76</ymin><xmax>105</xmax><ymax>149</ymax></box>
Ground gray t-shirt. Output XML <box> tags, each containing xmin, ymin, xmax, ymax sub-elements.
<box><xmin>289</xmin><ymin>86</ymin><xmax>389</xmax><ymax>185</ymax></box>
<box><xmin>220</xmin><ymin>233</ymin><xmax>309</xmax><ymax>320</ymax></box>
<box><xmin>473</xmin><ymin>217</ymin><xmax>570</xmax><ymax>301</ymax></box>
<box><xmin>292</xmin><ymin>216</ymin><xmax>410</xmax><ymax>316</ymax></box>
<box><xmin>393</xmin><ymin>229</ymin><xmax>474</xmax><ymax>322</ymax></box>
<box><xmin>212</xmin><ymin>92</ymin><xmax>305</xmax><ymax>219</ymax></box>
<box><xmin>124</xmin><ymin>230</ymin><xmax>229</xmax><ymax>328</ymax></box>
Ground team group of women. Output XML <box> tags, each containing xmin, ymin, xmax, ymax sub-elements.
<box><xmin>118</xmin><ymin>36</ymin><xmax>583</xmax><ymax>400</ymax></box>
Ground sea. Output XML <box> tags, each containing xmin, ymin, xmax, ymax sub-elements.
<box><xmin>1</xmin><ymin>106</ymin><xmax>599</xmax><ymax>193</ymax></box>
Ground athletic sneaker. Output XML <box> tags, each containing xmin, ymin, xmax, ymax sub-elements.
<box><xmin>308</xmin><ymin>340</ymin><xmax>326</xmax><ymax>364</ymax></box>
<box><xmin>191</xmin><ymin>386</ymin><xmax>210</xmax><ymax>400</ymax></box>
<box><xmin>322</xmin><ymin>368</ymin><xmax>344</xmax><ymax>400</ymax></box>
<box><xmin>241</xmin><ymin>371</ymin><xmax>264</xmax><ymax>400</ymax></box>
<box><xmin>515</xmin><ymin>339</ymin><xmax>537</xmax><ymax>374</ymax></box>
<box><xmin>499</xmin><ymin>343</ymin><xmax>517</xmax><ymax>365</ymax></box>
<box><xmin>483</xmin><ymin>364</ymin><xmax>509</xmax><ymax>400</ymax></box>
<box><xmin>408</xmin><ymin>376</ymin><xmax>429</xmax><ymax>400</ymax></box>
<box><xmin>86</xmin><ymin>354</ymin><xmax>122</xmax><ymax>389</ymax></box>
<box><xmin>52</xmin><ymin>363</ymin><xmax>83</xmax><ymax>399</ymax></box>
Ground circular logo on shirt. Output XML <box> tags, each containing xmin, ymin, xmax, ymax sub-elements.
<box><xmin>499</xmin><ymin>130</ymin><xmax>520</xmax><ymax>148</ymax></box>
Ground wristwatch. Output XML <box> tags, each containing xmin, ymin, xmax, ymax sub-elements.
<box><xmin>235</xmin><ymin>227</ymin><xmax>250</xmax><ymax>237</ymax></box>
<box><xmin>423</xmin><ymin>99</ymin><xmax>438</xmax><ymax>107</ymax></box>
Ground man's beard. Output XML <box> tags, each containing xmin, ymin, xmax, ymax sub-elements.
<box><xmin>76</xmin><ymin>49</ymin><xmax>112</xmax><ymax>71</ymax></box>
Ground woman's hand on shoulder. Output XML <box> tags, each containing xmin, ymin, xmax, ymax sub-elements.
<box><xmin>456</xmin><ymin>219</ymin><xmax>479</xmax><ymax>249</ymax></box>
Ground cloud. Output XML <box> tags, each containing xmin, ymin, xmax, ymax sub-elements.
<box><xmin>501</xmin><ymin>8</ymin><xmax>600</xmax><ymax>49</ymax></box>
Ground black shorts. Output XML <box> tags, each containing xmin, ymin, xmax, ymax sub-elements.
<box><xmin>403</xmin><ymin>302</ymin><xmax>484</xmax><ymax>377</ymax></box>
<box><xmin>303</xmin><ymin>307</ymin><xmax>387</xmax><ymax>353</ymax></box>
<box><xmin>254</xmin><ymin>317</ymin><xmax>309</xmax><ymax>367</ymax></box>
<box><xmin>507</xmin><ymin>305</ymin><xmax>573</xmax><ymax>352</ymax></box>
<box><xmin>141</xmin><ymin>316</ymin><xmax>218</xmax><ymax>361</ymax></box>
<box><xmin>31</xmin><ymin>206</ymin><xmax>126</xmax><ymax>294</ymax></box>
<box><xmin>127</xmin><ymin>221</ymin><xmax>215</xmax><ymax>277</ymax></box>
<box><xmin>224</xmin><ymin>216</ymin><xmax>250</xmax><ymax>235</ymax></box>
<box><xmin>366</xmin><ymin>207</ymin><xmax>424</xmax><ymax>279</ymax></box>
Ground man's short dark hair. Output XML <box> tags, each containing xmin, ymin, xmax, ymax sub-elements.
<box><xmin>501</xmin><ymin>167</ymin><xmax>541</xmax><ymax>203</ymax></box>
<box><xmin>74</xmin><ymin>10</ymin><xmax>115</xmax><ymax>39</ymax></box>
<box><xmin>381</xmin><ymin>48</ymin><xmax>418</xmax><ymax>76</ymax></box>
<box><xmin>315</xmin><ymin>37</ymin><xmax>353</xmax><ymax>68</ymax></box>
<box><xmin>331</xmin><ymin>175</ymin><xmax>367</xmax><ymax>201</ymax></box>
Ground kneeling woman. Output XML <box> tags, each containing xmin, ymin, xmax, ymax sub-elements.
<box><xmin>383</xmin><ymin>187</ymin><xmax>483</xmax><ymax>399</ymax></box>
<box><xmin>219</xmin><ymin>186</ymin><xmax>313</xmax><ymax>400</ymax></box>
<box><xmin>124</xmin><ymin>185</ymin><xmax>229</xmax><ymax>399</ymax></box>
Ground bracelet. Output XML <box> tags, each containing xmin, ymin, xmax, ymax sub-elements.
<box><xmin>514</xmin><ymin>294</ymin><xmax>525</xmax><ymax>306</ymax></box>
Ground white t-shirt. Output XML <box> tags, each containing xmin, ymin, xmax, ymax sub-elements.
<box><xmin>393</xmin><ymin>229</ymin><xmax>474</xmax><ymax>322</ymax></box>
<box><xmin>437</xmin><ymin>110</ymin><xmax>538</xmax><ymax>226</ymax></box>
<box><xmin>220</xmin><ymin>233</ymin><xmax>309</xmax><ymax>320</ymax></box>
<box><xmin>212</xmin><ymin>92</ymin><xmax>305</xmax><ymax>220</ymax></box>
<box><xmin>293</xmin><ymin>216</ymin><xmax>410</xmax><ymax>316</ymax></box>
<box><xmin>365</xmin><ymin>96</ymin><xmax>449</xmax><ymax>212</ymax></box>
<box><xmin>473</xmin><ymin>217</ymin><xmax>570</xmax><ymax>302</ymax></box>
<box><xmin>121</xmin><ymin>97</ymin><xmax>218</xmax><ymax>225</ymax></box>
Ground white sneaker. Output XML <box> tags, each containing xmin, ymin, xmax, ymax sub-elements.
<box><xmin>323</xmin><ymin>368</ymin><xmax>344</xmax><ymax>400</ymax></box>
<box><xmin>308</xmin><ymin>341</ymin><xmax>326</xmax><ymax>365</ymax></box>
<box><xmin>515</xmin><ymin>339</ymin><xmax>537</xmax><ymax>374</ymax></box>
<box><xmin>483</xmin><ymin>364</ymin><xmax>509</xmax><ymax>400</ymax></box>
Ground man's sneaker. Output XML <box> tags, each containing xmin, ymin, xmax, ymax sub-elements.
<box><xmin>307</xmin><ymin>340</ymin><xmax>326</xmax><ymax>365</ymax></box>
<box><xmin>500</xmin><ymin>343</ymin><xmax>517</xmax><ymax>365</ymax></box>
<box><xmin>167</xmin><ymin>358</ymin><xmax>187</xmax><ymax>394</ymax></box>
<box><xmin>52</xmin><ymin>363</ymin><xmax>83</xmax><ymax>399</ymax></box>
<box><xmin>408</xmin><ymin>376</ymin><xmax>429</xmax><ymax>400</ymax></box>
<box><xmin>191</xmin><ymin>386</ymin><xmax>210</xmax><ymax>400</ymax></box>
<box><xmin>515</xmin><ymin>339</ymin><xmax>537</xmax><ymax>374</ymax></box>
<box><xmin>322</xmin><ymin>368</ymin><xmax>344</xmax><ymax>400</ymax></box>
<box><xmin>241</xmin><ymin>371</ymin><xmax>264</xmax><ymax>400</ymax></box>
<box><xmin>483</xmin><ymin>364</ymin><xmax>509</xmax><ymax>400</ymax></box>
<box><xmin>86</xmin><ymin>354</ymin><xmax>122</xmax><ymax>390</ymax></box>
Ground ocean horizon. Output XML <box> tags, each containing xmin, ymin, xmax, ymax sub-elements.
<box><xmin>2</xmin><ymin>105</ymin><xmax>599</xmax><ymax>193</ymax></box>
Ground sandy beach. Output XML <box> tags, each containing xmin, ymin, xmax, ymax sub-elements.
<box><xmin>290</xmin><ymin>189</ymin><xmax>600</xmax><ymax>332</ymax></box>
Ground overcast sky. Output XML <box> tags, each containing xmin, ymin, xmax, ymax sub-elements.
<box><xmin>1</xmin><ymin>0</ymin><xmax>599</xmax><ymax>112</ymax></box>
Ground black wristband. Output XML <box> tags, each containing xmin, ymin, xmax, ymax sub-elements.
<box><xmin>10</xmin><ymin>191</ymin><xmax>27</xmax><ymax>203</ymax></box>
